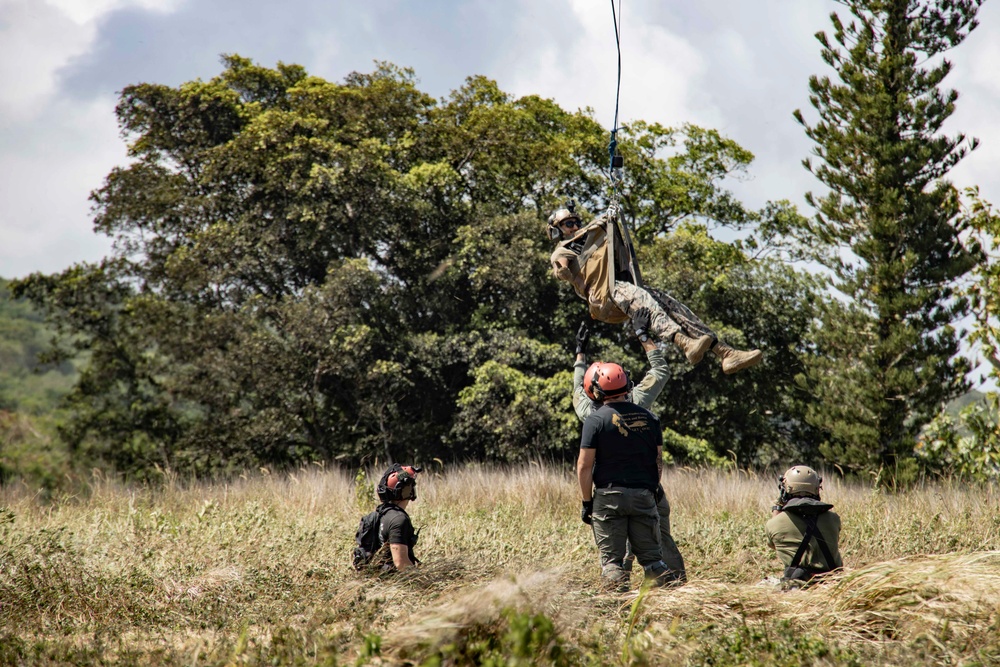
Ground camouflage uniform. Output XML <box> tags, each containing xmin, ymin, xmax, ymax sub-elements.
<box><xmin>550</xmin><ymin>214</ymin><xmax>718</xmax><ymax>343</ymax></box>
<box><xmin>611</xmin><ymin>282</ymin><xmax>716</xmax><ymax>343</ymax></box>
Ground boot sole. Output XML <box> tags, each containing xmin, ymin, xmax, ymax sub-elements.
<box><xmin>722</xmin><ymin>349</ymin><xmax>763</xmax><ymax>374</ymax></box>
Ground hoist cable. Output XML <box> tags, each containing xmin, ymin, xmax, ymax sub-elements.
<box><xmin>608</xmin><ymin>0</ymin><xmax>622</xmax><ymax>185</ymax></box>
<box><xmin>607</xmin><ymin>0</ymin><xmax>642</xmax><ymax>285</ymax></box>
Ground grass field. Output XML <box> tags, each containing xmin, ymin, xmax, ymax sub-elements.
<box><xmin>1</xmin><ymin>463</ymin><xmax>999</xmax><ymax>666</ymax></box>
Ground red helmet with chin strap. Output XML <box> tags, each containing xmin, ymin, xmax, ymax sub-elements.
<box><xmin>583</xmin><ymin>361</ymin><xmax>631</xmax><ymax>401</ymax></box>
<box><xmin>377</xmin><ymin>464</ymin><xmax>422</xmax><ymax>502</ymax></box>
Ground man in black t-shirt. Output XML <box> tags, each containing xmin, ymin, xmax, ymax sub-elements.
<box><xmin>371</xmin><ymin>464</ymin><xmax>421</xmax><ymax>572</ymax></box>
<box><xmin>577</xmin><ymin>361</ymin><xmax>676</xmax><ymax>590</ymax></box>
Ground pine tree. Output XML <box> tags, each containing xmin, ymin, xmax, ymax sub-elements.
<box><xmin>792</xmin><ymin>0</ymin><xmax>983</xmax><ymax>480</ymax></box>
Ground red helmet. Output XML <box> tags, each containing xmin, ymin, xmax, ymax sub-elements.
<box><xmin>583</xmin><ymin>362</ymin><xmax>631</xmax><ymax>401</ymax></box>
<box><xmin>378</xmin><ymin>464</ymin><xmax>422</xmax><ymax>501</ymax></box>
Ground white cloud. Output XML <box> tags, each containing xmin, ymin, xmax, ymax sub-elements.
<box><xmin>0</xmin><ymin>0</ymin><xmax>95</xmax><ymax>119</ymax></box>
<box><xmin>0</xmin><ymin>96</ymin><xmax>121</xmax><ymax>278</ymax></box>
<box><xmin>503</xmin><ymin>0</ymin><xmax>709</xmax><ymax>135</ymax></box>
<box><xmin>44</xmin><ymin>0</ymin><xmax>182</xmax><ymax>25</ymax></box>
<box><xmin>0</xmin><ymin>0</ymin><xmax>183</xmax><ymax>120</ymax></box>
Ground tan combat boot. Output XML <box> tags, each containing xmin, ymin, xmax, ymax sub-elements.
<box><xmin>713</xmin><ymin>343</ymin><xmax>762</xmax><ymax>374</ymax></box>
<box><xmin>673</xmin><ymin>332</ymin><xmax>715</xmax><ymax>365</ymax></box>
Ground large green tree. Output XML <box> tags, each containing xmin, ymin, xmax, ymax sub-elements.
<box><xmin>15</xmin><ymin>55</ymin><xmax>820</xmax><ymax>476</ymax></box>
<box><xmin>791</xmin><ymin>0</ymin><xmax>983</xmax><ymax>479</ymax></box>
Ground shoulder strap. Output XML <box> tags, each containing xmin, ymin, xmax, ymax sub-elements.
<box><xmin>567</xmin><ymin>217</ymin><xmax>607</xmax><ymax>243</ymax></box>
<box><xmin>789</xmin><ymin>515</ymin><xmax>836</xmax><ymax>571</ymax></box>
<box><xmin>377</xmin><ymin>503</ymin><xmax>400</xmax><ymax>520</ymax></box>
<box><xmin>610</xmin><ymin>208</ymin><xmax>642</xmax><ymax>286</ymax></box>
<box><xmin>812</xmin><ymin>519</ymin><xmax>836</xmax><ymax>570</ymax></box>
<box><xmin>788</xmin><ymin>517</ymin><xmax>815</xmax><ymax>570</ymax></box>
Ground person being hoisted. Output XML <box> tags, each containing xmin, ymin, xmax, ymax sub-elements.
<box><xmin>548</xmin><ymin>201</ymin><xmax>762</xmax><ymax>374</ymax></box>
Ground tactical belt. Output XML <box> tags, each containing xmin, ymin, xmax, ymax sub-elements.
<box><xmin>599</xmin><ymin>482</ymin><xmax>653</xmax><ymax>490</ymax></box>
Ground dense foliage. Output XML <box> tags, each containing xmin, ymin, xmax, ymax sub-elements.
<box><xmin>12</xmin><ymin>56</ymin><xmax>820</xmax><ymax>476</ymax></box>
<box><xmin>0</xmin><ymin>280</ymin><xmax>76</xmax><ymax>487</ymax></box>
<box><xmin>0</xmin><ymin>279</ymin><xmax>77</xmax><ymax>415</ymax></box>
<box><xmin>790</xmin><ymin>0</ymin><xmax>984</xmax><ymax>481</ymax></box>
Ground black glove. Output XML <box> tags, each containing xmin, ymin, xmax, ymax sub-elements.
<box><xmin>574</xmin><ymin>321</ymin><xmax>590</xmax><ymax>356</ymax></box>
<box><xmin>654</xmin><ymin>484</ymin><xmax>664</xmax><ymax>503</ymax></box>
<box><xmin>581</xmin><ymin>500</ymin><xmax>594</xmax><ymax>525</ymax></box>
<box><xmin>632</xmin><ymin>307</ymin><xmax>652</xmax><ymax>341</ymax></box>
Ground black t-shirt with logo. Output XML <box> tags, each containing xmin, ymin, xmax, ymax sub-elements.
<box><xmin>580</xmin><ymin>401</ymin><xmax>661</xmax><ymax>490</ymax></box>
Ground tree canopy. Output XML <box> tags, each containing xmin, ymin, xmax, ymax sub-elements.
<box><xmin>12</xmin><ymin>55</ymin><xmax>820</xmax><ymax>477</ymax></box>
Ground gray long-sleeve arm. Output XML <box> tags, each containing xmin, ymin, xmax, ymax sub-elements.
<box><xmin>631</xmin><ymin>347</ymin><xmax>669</xmax><ymax>410</ymax></box>
<box><xmin>572</xmin><ymin>346</ymin><xmax>669</xmax><ymax>422</ymax></box>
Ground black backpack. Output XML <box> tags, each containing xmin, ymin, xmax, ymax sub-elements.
<box><xmin>352</xmin><ymin>504</ymin><xmax>394</xmax><ymax>570</ymax></box>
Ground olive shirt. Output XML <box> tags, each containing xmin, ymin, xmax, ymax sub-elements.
<box><xmin>765</xmin><ymin>500</ymin><xmax>843</xmax><ymax>572</ymax></box>
<box><xmin>573</xmin><ymin>348</ymin><xmax>669</xmax><ymax>422</ymax></box>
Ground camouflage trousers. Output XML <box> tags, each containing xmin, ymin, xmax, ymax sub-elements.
<box><xmin>591</xmin><ymin>486</ymin><xmax>666</xmax><ymax>584</ymax></box>
<box><xmin>612</xmin><ymin>282</ymin><xmax>716</xmax><ymax>343</ymax></box>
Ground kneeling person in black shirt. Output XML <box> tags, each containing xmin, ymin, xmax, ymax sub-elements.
<box><xmin>577</xmin><ymin>362</ymin><xmax>676</xmax><ymax>590</ymax></box>
<box><xmin>373</xmin><ymin>464</ymin><xmax>421</xmax><ymax>572</ymax></box>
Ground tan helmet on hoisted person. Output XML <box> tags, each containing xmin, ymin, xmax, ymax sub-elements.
<box><xmin>546</xmin><ymin>200</ymin><xmax>582</xmax><ymax>241</ymax></box>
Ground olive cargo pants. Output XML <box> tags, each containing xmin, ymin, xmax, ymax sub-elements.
<box><xmin>592</xmin><ymin>487</ymin><xmax>664</xmax><ymax>583</ymax></box>
<box><xmin>623</xmin><ymin>493</ymin><xmax>686</xmax><ymax>580</ymax></box>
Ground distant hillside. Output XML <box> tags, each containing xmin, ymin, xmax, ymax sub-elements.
<box><xmin>0</xmin><ymin>278</ymin><xmax>78</xmax><ymax>414</ymax></box>
<box><xmin>946</xmin><ymin>387</ymin><xmax>988</xmax><ymax>419</ymax></box>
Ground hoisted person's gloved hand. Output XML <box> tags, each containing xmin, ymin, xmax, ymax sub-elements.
<box><xmin>632</xmin><ymin>307</ymin><xmax>652</xmax><ymax>343</ymax></box>
<box><xmin>581</xmin><ymin>500</ymin><xmax>594</xmax><ymax>525</ymax></box>
<box><xmin>575</xmin><ymin>321</ymin><xmax>590</xmax><ymax>356</ymax></box>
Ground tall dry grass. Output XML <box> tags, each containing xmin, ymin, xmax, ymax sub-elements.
<box><xmin>0</xmin><ymin>464</ymin><xmax>998</xmax><ymax>665</ymax></box>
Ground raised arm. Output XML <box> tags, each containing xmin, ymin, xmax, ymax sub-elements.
<box><xmin>631</xmin><ymin>345</ymin><xmax>670</xmax><ymax>410</ymax></box>
<box><xmin>629</xmin><ymin>308</ymin><xmax>670</xmax><ymax>410</ymax></box>
<box><xmin>572</xmin><ymin>321</ymin><xmax>594</xmax><ymax>422</ymax></box>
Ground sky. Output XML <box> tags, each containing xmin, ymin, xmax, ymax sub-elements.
<box><xmin>2</xmin><ymin>0</ymin><xmax>999</xmax><ymax>386</ymax></box>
